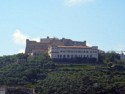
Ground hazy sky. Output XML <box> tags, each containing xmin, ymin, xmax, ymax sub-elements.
<box><xmin>0</xmin><ymin>0</ymin><xmax>125</xmax><ymax>56</ymax></box>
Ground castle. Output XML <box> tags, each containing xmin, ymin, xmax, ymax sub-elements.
<box><xmin>25</xmin><ymin>37</ymin><xmax>86</xmax><ymax>55</ymax></box>
<box><xmin>25</xmin><ymin>37</ymin><xmax>98</xmax><ymax>60</ymax></box>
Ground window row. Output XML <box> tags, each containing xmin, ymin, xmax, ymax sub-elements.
<box><xmin>56</xmin><ymin>54</ymin><xmax>93</xmax><ymax>58</ymax></box>
<box><xmin>59</xmin><ymin>50</ymin><xmax>97</xmax><ymax>53</ymax></box>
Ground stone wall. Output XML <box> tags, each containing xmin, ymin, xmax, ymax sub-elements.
<box><xmin>25</xmin><ymin>37</ymin><xmax>86</xmax><ymax>56</ymax></box>
<box><xmin>0</xmin><ymin>87</ymin><xmax>35</xmax><ymax>94</ymax></box>
<box><xmin>6</xmin><ymin>87</ymin><xmax>35</xmax><ymax>94</ymax></box>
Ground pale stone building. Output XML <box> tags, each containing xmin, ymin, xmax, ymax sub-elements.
<box><xmin>48</xmin><ymin>46</ymin><xmax>98</xmax><ymax>60</ymax></box>
<box><xmin>25</xmin><ymin>37</ymin><xmax>99</xmax><ymax>60</ymax></box>
<box><xmin>0</xmin><ymin>87</ymin><xmax>35</xmax><ymax>94</ymax></box>
<box><xmin>0</xmin><ymin>88</ymin><xmax>5</xmax><ymax>94</ymax></box>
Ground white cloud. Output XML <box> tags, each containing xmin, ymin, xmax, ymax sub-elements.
<box><xmin>13</xmin><ymin>29</ymin><xmax>40</xmax><ymax>45</ymax></box>
<box><xmin>65</xmin><ymin>0</ymin><xmax>95</xmax><ymax>6</ymax></box>
<box><xmin>13</xmin><ymin>29</ymin><xmax>40</xmax><ymax>54</ymax></box>
<box><xmin>13</xmin><ymin>29</ymin><xmax>29</xmax><ymax>45</ymax></box>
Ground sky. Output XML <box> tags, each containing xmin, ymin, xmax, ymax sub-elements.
<box><xmin>0</xmin><ymin>0</ymin><xmax>125</xmax><ymax>56</ymax></box>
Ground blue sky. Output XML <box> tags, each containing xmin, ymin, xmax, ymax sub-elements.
<box><xmin>0</xmin><ymin>0</ymin><xmax>125</xmax><ymax>56</ymax></box>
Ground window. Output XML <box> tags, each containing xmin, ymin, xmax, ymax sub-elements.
<box><xmin>67</xmin><ymin>55</ymin><xmax>69</xmax><ymax>58</ymax></box>
<box><xmin>80</xmin><ymin>55</ymin><xmax>82</xmax><ymax>58</ymax></box>
<box><xmin>90</xmin><ymin>55</ymin><xmax>92</xmax><ymax>58</ymax></box>
<box><xmin>68</xmin><ymin>50</ymin><xmax>70</xmax><ymax>53</ymax></box>
<box><xmin>75</xmin><ymin>55</ymin><xmax>77</xmax><ymax>58</ymax></box>
<box><xmin>58</xmin><ymin>55</ymin><xmax>59</xmax><ymax>58</ymax></box>
<box><xmin>63</xmin><ymin>55</ymin><xmax>66</xmax><ymax>58</ymax></box>
<box><xmin>60</xmin><ymin>55</ymin><xmax>62</xmax><ymax>58</ymax></box>
<box><xmin>78</xmin><ymin>51</ymin><xmax>81</xmax><ymax>53</ymax></box>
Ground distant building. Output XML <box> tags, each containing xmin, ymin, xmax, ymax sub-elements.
<box><xmin>25</xmin><ymin>37</ymin><xmax>86</xmax><ymax>56</ymax></box>
<box><xmin>0</xmin><ymin>87</ymin><xmax>35</xmax><ymax>94</ymax></box>
<box><xmin>25</xmin><ymin>37</ymin><xmax>99</xmax><ymax>60</ymax></box>
<box><xmin>120</xmin><ymin>53</ymin><xmax>125</xmax><ymax>60</ymax></box>
<box><xmin>115</xmin><ymin>51</ymin><xmax>125</xmax><ymax>60</ymax></box>
<box><xmin>0</xmin><ymin>88</ymin><xmax>5</xmax><ymax>94</ymax></box>
<box><xmin>48</xmin><ymin>46</ymin><xmax>98</xmax><ymax>60</ymax></box>
<box><xmin>98</xmin><ymin>49</ymin><xmax>105</xmax><ymax>54</ymax></box>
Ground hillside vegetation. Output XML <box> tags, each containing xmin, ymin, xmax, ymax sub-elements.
<box><xmin>0</xmin><ymin>52</ymin><xmax>125</xmax><ymax>94</ymax></box>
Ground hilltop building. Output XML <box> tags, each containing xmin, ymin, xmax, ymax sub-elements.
<box><xmin>25</xmin><ymin>37</ymin><xmax>86</xmax><ymax>56</ymax></box>
<box><xmin>48</xmin><ymin>46</ymin><xmax>98</xmax><ymax>60</ymax></box>
<box><xmin>0</xmin><ymin>88</ymin><xmax>5</xmax><ymax>94</ymax></box>
<box><xmin>0</xmin><ymin>87</ymin><xmax>35</xmax><ymax>94</ymax></box>
<box><xmin>120</xmin><ymin>53</ymin><xmax>125</xmax><ymax>60</ymax></box>
<box><xmin>25</xmin><ymin>37</ymin><xmax>98</xmax><ymax>60</ymax></box>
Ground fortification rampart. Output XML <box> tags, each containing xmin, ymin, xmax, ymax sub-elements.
<box><xmin>25</xmin><ymin>37</ymin><xmax>86</xmax><ymax>56</ymax></box>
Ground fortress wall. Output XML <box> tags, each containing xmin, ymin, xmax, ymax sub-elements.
<box><xmin>61</xmin><ymin>38</ymin><xmax>86</xmax><ymax>46</ymax></box>
<box><xmin>25</xmin><ymin>39</ymin><xmax>49</xmax><ymax>54</ymax></box>
<box><xmin>25</xmin><ymin>38</ymin><xmax>87</xmax><ymax>55</ymax></box>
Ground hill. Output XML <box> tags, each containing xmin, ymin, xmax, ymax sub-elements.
<box><xmin>0</xmin><ymin>53</ymin><xmax>125</xmax><ymax>94</ymax></box>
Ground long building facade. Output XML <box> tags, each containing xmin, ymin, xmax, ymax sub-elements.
<box><xmin>25</xmin><ymin>37</ymin><xmax>98</xmax><ymax>60</ymax></box>
<box><xmin>48</xmin><ymin>46</ymin><xmax>98</xmax><ymax>60</ymax></box>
